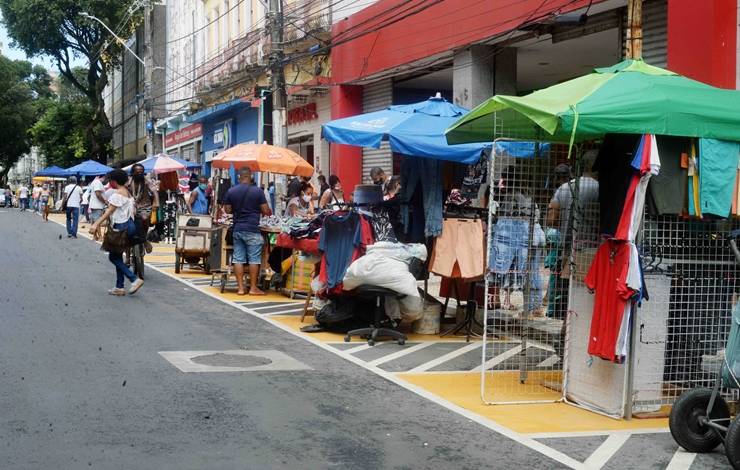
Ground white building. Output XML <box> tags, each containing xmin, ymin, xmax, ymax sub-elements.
<box><xmin>6</xmin><ymin>147</ymin><xmax>44</xmax><ymax>185</ymax></box>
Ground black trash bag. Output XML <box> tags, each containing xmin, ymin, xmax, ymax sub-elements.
<box><xmin>315</xmin><ymin>297</ymin><xmax>374</xmax><ymax>333</ymax></box>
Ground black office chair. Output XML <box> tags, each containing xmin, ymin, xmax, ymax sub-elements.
<box><xmin>344</xmin><ymin>286</ymin><xmax>407</xmax><ymax>346</ymax></box>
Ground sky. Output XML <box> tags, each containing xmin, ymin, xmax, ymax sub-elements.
<box><xmin>0</xmin><ymin>15</ymin><xmax>85</xmax><ymax>71</ymax></box>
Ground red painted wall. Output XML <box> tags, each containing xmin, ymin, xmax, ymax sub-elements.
<box><xmin>667</xmin><ymin>0</ymin><xmax>737</xmax><ymax>89</ymax></box>
<box><xmin>331</xmin><ymin>0</ymin><xmax>595</xmax><ymax>84</ymax></box>
<box><xmin>329</xmin><ymin>85</ymin><xmax>364</xmax><ymax>193</ymax></box>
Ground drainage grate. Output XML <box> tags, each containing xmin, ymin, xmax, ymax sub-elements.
<box><xmin>191</xmin><ymin>353</ymin><xmax>272</xmax><ymax>368</ymax></box>
<box><xmin>159</xmin><ymin>350</ymin><xmax>312</xmax><ymax>373</ymax></box>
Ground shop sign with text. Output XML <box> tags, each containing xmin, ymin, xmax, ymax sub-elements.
<box><xmin>165</xmin><ymin>123</ymin><xmax>203</xmax><ymax>148</ymax></box>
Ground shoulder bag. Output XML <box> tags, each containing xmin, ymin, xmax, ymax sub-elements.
<box><xmin>61</xmin><ymin>184</ymin><xmax>78</xmax><ymax>212</ymax></box>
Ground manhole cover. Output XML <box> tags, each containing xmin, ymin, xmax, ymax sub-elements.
<box><xmin>159</xmin><ymin>350</ymin><xmax>312</xmax><ymax>373</ymax></box>
<box><xmin>191</xmin><ymin>353</ymin><xmax>272</xmax><ymax>368</ymax></box>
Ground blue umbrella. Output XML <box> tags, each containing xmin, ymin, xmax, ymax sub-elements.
<box><xmin>322</xmin><ymin>95</ymin><xmax>491</xmax><ymax>164</ymax></box>
<box><xmin>64</xmin><ymin>160</ymin><xmax>113</xmax><ymax>176</ymax></box>
<box><xmin>35</xmin><ymin>165</ymin><xmax>67</xmax><ymax>177</ymax></box>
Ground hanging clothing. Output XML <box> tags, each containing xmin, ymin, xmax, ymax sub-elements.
<box><xmin>614</xmin><ymin>134</ymin><xmax>661</xmax><ymax>241</ymax></box>
<box><xmin>593</xmin><ymin>134</ymin><xmax>642</xmax><ymax>237</ymax></box>
<box><xmin>429</xmin><ymin>218</ymin><xmax>484</xmax><ymax>279</ymax></box>
<box><xmin>698</xmin><ymin>138</ymin><xmax>740</xmax><ymax>218</ymax></box>
<box><xmin>318</xmin><ymin>212</ymin><xmax>373</xmax><ymax>289</ymax></box>
<box><xmin>584</xmin><ymin>240</ymin><xmax>639</xmax><ymax>362</ymax></box>
<box><xmin>688</xmin><ymin>142</ymin><xmax>701</xmax><ymax>217</ymax></box>
<box><xmin>400</xmin><ymin>157</ymin><xmax>444</xmax><ymax>238</ymax></box>
<box><xmin>647</xmin><ymin>136</ymin><xmax>689</xmax><ymax>216</ymax></box>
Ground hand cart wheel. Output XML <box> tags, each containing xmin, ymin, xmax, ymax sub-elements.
<box><xmin>174</xmin><ymin>252</ymin><xmax>181</xmax><ymax>274</ymax></box>
<box><xmin>669</xmin><ymin>387</ymin><xmax>730</xmax><ymax>453</ymax></box>
<box><xmin>726</xmin><ymin>418</ymin><xmax>740</xmax><ymax>469</ymax></box>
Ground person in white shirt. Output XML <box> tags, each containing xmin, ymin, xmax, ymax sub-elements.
<box><xmin>88</xmin><ymin>175</ymin><xmax>108</xmax><ymax>222</ymax></box>
<box><xmin>89</xmin><ymin>169</ymin><xmax>144</xmax><ymax>296</ymax></box>
<box><xmin>81</xmin><ymin>186</ymin><xmax>91</xmax><ymax>223</ymax></box>
<box><xmin>63</xmin><ymin>176</ymin><xmax>84</xmax><ymax>238</ymax></box>
<box><xmin>18</xmin><ymin>184</ymin><xmax>29</xmax><ymax>211</ymax></box>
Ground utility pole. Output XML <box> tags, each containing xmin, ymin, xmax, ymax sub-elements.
<box><xmin>143</xmin><ymin>0</ymin><xmax>154</xmax><ymax>157</ymax></box>
<box><xmin>625</xmin><ymin>0</ymin><xmax>643</xmax><ymax>60</ymax></box>
<box><xmin>268</xmin><ymin>0</ymin><xmax>288</xmax><ymax>148</ymax></box>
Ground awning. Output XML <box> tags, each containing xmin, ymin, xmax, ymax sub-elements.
<box><xmin>185</xmin><ymin>98</ymin><xmax>252</xmax><ymax>124</ymax></box>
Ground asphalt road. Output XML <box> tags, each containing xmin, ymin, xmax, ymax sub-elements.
<box><xmin>0</xmin><ymin>209</ymin><xmax>570</xmax><ymax>469</ymax></box>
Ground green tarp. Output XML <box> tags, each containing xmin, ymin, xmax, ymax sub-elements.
<box><xmin>446</xmin><ymin>59</ymin><xmax>740</xmax><ymax>144</ymax></box>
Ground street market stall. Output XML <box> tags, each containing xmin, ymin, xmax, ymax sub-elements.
<box><xmin>209</xmin><ymin>143</ymin><xmax>315</xmax><ymax>295</ymax></box>
<box><xmin>314</xmin><ymin>96</ymin><xmax>493</xmax><ymax>340</ymax></box>
<box><xmin>446</xmin><ymin>58</ymin><xmax>740</xmax><ymax>418</ymax></box>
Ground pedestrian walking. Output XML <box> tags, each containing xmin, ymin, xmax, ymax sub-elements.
<box><xmin>89</xmin><ymin>169</ymin><xmax>144</xmax><ymax>296</ymax></box>
<box><xmin>39</xmin><ymin>184</ymin><xmax>51</xmax><ymax>222</ymax></box>
<box><xmin>18</xmin><ymin>183</ymin><xmax>28</xmax><ymax>211</ymax></box>
<box><xmin>31</xmin><ymin>183</ymin><xmax>41</xmax><ymax>213</ymax></box>
<box><xmin>62</xmin><ymin>176</ymin><xmax>83</xmax><ymax>237</ymax></box>
<box><xmin>223</xmin><ymin>167</ymin><xmax>271</xmax><ymax>296</ymax></box>
<box><xmin>81</xmin><ymin>186</ymin><xmax>91</xmax><ymax>223</ymax></box>
<box><xmin>88</xmin><ymin>175</ymin><xmax>108</xmax><ymax>240</ymax></box>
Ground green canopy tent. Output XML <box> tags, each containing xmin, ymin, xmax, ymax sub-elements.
<box><xmin>445</xmin><ymin>59</ymin><xmax>740</xmax><ymax>145</ymax></box>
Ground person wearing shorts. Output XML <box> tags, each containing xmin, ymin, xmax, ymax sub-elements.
<box><xmin>224</xmin><ymin>168</ymin><xmax>271</xmax><ymax>296</ymax></box>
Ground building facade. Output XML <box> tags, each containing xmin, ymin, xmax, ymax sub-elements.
<box><xmin>327</xmin><ymin>0</ymin><xmax>738</xmax><ymax>191</ymax></box>
<box><xmin>103</xmin><ymin>5</ymin><xmax>167</xmax><ymax>163</ymax></box>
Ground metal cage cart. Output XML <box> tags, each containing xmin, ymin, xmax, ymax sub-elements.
<box><xmin>174</xmin><ymin>214</ymin><xmax>218</xmax><ymax>274</ymax></box>
<box><xmin>669</xmin><ymin>232</ymin><xmax>740</xmax><ymax>469</ymax></box>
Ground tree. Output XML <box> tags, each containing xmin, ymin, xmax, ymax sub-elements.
<box><xmin>31</xmin><ymin>68</ymin><xmax>95</xmax><ymax>168</ymax></box>
<box><xmin>0</xmin><ymin>56</ymin><xmax>45</xmax><ymax>181</ymax></box>
<box><xmin>0</xmin><ymin>0</ymin><xmax>140</xmax><ymax>161</ymax></box>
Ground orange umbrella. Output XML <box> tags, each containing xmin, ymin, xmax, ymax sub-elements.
<box><xmin>211</xmin><ymin>143</ymin><xmax>314</xmax><ymax>177</ymax></box>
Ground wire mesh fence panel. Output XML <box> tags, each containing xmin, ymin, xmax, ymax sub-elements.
<box><xmin>481</xmin><ymin>136</ymin><xmax>567</xmax><ymax>405</ymax></box>
<box><xmin>632</xmin><ymin>216</ymin><xmax>740</xmax><ymax>412</ymax></box>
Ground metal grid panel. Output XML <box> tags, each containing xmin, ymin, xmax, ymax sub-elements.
<box><xmin>633</xmin><ymin>216</ymin><xmax>740</xmax><ymax>411</ymax></box>
<box><xmin>481</xmin><ymin>133</ymin><xmax>566</xmax><ymax>405</ymax></box>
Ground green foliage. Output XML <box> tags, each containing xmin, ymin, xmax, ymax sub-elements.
<box><xmin>0</xmin><ymin>0</ymin><xmax>143</xmax><ymax>161</ymax></box>
<box><xmin>0</xmin><ymin>56</ymin><xmax>42</xmax><ymax>179</ymax></box>
<box><xmin>31</xmin><ymin>69</ymin><xmax>96</xmax><ymax>168</ymax></box>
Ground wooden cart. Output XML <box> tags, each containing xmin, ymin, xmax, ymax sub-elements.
<box><xmin>174</xmin><ymin>214</ymin><xmax>219</xmax><ymax>274</ymax></box>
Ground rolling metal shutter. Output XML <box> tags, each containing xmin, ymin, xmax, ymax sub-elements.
<box><xmin>621</xmin><ymin>0</ymin><xmax>667</xmax><ymax>67</ymax></box>
<box><xmin>361</xmin><ymin>79</ymin><xmax>393</xmax><ymax>183</ymax></box>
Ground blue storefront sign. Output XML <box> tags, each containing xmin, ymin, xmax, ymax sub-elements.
<box><xmin>186</xmin><ymin>98</ymin><xmax>259</xmax><ymax>176</ymax></box>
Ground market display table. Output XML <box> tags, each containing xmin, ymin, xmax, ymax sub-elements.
<box><xmin>275</xmin><ymin>232</ymin><xmax>320</xmax><ymax>256</ymax></box>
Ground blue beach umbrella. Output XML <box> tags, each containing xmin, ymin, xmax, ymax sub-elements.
<box><xmin>64</xmin><ymin>160</ymin><xmax>113</xmax><ymax>176</ymax></box>
<box><xmin>35</xmin><ymin>165</ymin><xmax>67</xmax><ymax>177</ymax></box>
<box><xmin>322</xmin><ymin>95</ymin><xmax>491</xmax><ymax>164</ymax></box>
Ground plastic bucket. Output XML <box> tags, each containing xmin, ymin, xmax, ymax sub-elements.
<box><xmin>412</xmin><ymin>303</ymin><xmax>442</xmax><ymax>335</ymax></box>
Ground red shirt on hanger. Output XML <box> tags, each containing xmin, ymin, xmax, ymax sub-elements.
<box><xmin>584</xmin><ymin>239</ymin><xmax>637</xmax><ymax>361</ymax></box>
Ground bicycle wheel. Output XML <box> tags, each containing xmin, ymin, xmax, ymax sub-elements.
<box><xmin>133</xmin><ymin>244</ymin><xmax>145</xmax><ymax>280</ymax></box>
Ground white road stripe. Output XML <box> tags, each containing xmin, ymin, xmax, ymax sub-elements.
<box><xmin>583</xmin><ymin>433</ymin><xmax>631</xmax><ymax>469</ymax></box>
<box><xmin>251</xmin><ymin>303</ymin><xmax>301</xmax><ymax>311</ymax></box>
<box><xmin>537</xmin><ymin>354</ymin><xmax>561</xmax><ymax>368</ymax></box>
<box><xmin>526</xmin><ymin>428</ymin><xmax>668</xmax><ymax>439</ymax></box>
<box><xmin>262</xmin><ymin>308</ymin><xmax>305</xmax><ymax>316</ymax></box>
<box><xmin>343</xmin><ymin>343</ymin><xmax>378</xmax><ymax>355</ymax></box>
<box><xmin>471</xmin><ymin>345</ymin><xmax>525</xmax><ymax>372</ymax></box>
<box><xmin>407</xmin><ymin>342</ymin><xmax>482</xmax><ymax>373</ymax></box>
<box><xmin>366</xmin><ymin>342</ymin><xmax>435</xmax><ymax>367</ymax></box>
<box><xmin>665</xmin><ymin>448</ymin><xmax>697</xmax><ymax>470</ymax></box>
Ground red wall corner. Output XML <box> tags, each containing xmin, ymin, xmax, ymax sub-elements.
<box><xmin>330</xmin><ymin>84</ymin><xmax>364</xmax><ymax>193</ymax></box>
<box><xmin>667</xmin><ymin>0</ymin><xmax>737</xmax><ymax>88</ymax></box>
